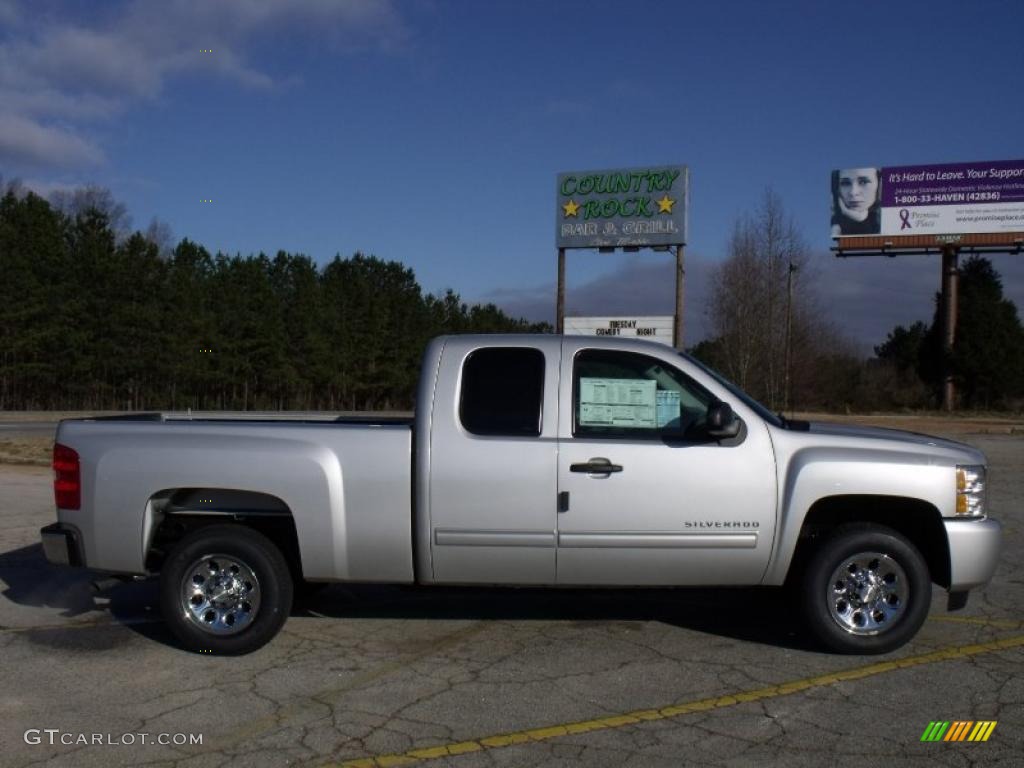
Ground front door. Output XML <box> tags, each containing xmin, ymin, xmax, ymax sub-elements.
<box><xmin>556</xmin><ymin>342</ymin><xmax>776</xmax><ymax>585</ymax></box>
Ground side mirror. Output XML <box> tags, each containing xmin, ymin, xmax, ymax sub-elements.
<box><xmin>706</xmin><ymin>402</ymin><xmax>740</xmax><ymax>439</ymax></box>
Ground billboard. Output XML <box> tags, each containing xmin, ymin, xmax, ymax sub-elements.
<box><xmin>557</xmin><ymin>165</ymin><xmax>688</xmax><ymax>249</ymax></box>
<box><xmin>564</xmin><ymin>316</ymin><xmax>674</xmax><ymax>346</ymax></box>
<box><xmin>831</xmin><ymin>160</ymin><xmax>1024</xmax><ymax>238</ymax></box>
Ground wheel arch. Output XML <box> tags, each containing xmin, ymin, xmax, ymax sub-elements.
<box><xmin>145</xmin><ymin>488</ymin><xmax>305</xmax><ymax>584</ymax></box>
<box><xmin>786</xmin><ymin>494</ymin><xmax>950</xmax><ymax>589</ymax></box>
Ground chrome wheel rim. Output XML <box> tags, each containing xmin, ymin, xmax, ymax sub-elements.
<box><xmin>180</xmin><ymin>554</ymin><xmax>261</xmax><ymax>636</ymax></box>
<box><xmin>827</xmin><ymin>551</ymin><xmax>907</xmax><ymax>636</ymax></box>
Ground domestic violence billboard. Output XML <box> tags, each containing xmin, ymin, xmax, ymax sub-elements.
<box><xmin>830</xmin><ymin>159</ymin><xmax>1024</xmax><ymax>238</ymax></box>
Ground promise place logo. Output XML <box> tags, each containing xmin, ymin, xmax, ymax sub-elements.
<box><xmin>920</xmin><ymin>721</ymin><xmax>997</xmax><ymax>742</ymax></box>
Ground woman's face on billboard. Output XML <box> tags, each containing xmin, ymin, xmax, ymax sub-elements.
<box><xmin>837</xmin><ymin>169</ymin><xmax>879</xmax><ymax>221</ymax></box>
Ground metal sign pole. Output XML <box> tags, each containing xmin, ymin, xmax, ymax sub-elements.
<box><xmin>556</xmin><ymin>248</ymin><xmax>566</xmax><ymax>334</ymax></box>
<box><xmin>673</xmin><ymin>244</ymin><xmax>685</xmax><ymax>349</ymax></box>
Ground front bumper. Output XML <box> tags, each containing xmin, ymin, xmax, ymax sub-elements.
<box><xmin>40</xmin><ymin>523</ymin><xmax>85</xmax><ymax>567</ymax></box>
<box><xmin>945</xmin><ymin>516</ymin><xmax>1002</xmax><ymax>591</ymax></box>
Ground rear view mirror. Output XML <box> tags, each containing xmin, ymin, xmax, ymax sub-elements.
<box><xmin>707</xmin><ymin>402</ymin><xmax>740</xmax><ymax>439</ymax></box>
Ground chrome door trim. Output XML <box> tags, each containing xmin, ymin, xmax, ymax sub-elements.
<box><xmin>557</xmin><ymin>532</ymin><xmax>758</xmax><ymax>549</ymax></box>
<box><xmin>434</xmin><ymin>529</ymin><xmax>556</xmax><ymax>547</ymax></box>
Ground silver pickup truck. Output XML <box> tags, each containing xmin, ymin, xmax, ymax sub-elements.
<box><xmin>41</xmin><ymin>334</ymin><xmax>1001</xmax><ymax>655</ymax></box>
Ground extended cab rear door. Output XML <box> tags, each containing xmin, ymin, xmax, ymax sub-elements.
<box><xmin>426</xmin><ymin>337</ymin><xmax>560</xmax><ymax>584</ymax></box>
<box><xmin>555</xmin><ymin>338</ymin><xmax>777</xmax><ymax>585</ymax></box>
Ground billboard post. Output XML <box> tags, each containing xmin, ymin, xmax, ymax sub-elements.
<box><xmin>941</xmin><ymin>247</ymin><xmax>959</xmax><ymax>411</ymax></box>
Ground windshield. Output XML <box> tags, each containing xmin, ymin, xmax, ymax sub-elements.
<box><xmin>677</xmin><ymin>352</ymin><xmax>784</xmax><ymax>428</ymax></box>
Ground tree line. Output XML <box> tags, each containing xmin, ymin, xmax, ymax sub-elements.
<box><xmin>3</xmin><ymin>181</ymin><xmax>1020</xmax><ymax>414</ymax></box>
<box><xmin>0</xmin><ymin>187</ymin><xmax>548</xmax><ymax>411</ymax></box>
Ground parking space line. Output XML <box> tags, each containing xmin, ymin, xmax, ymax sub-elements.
<box><xmin>331</xmin><ymin>634</ymin><xmax>1024</xmax><ymax>768</ymax></box>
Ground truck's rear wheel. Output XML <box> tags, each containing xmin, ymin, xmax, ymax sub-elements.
<box><xmin>801</xmin><ymin>523</ymin><xmax>931</xmax><ymax>654</ymax></box>
<box><xmin>160</xmin><ymin>525</ymin><xmax>293</xmax><ymax>655</ymax></box>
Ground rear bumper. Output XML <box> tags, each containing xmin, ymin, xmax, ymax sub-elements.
<box><xmin>40</xmin><ymin>523</ymin><xmax>85</xmax><ymax>567</ymax></box>
<box><xmin>945</xmin><ymin>517</ymin><xmax>1002</xmax><ymax>591</ymax></box>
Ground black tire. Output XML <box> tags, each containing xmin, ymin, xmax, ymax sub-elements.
<box><xmin>800</xmin><ymin>523</ymin><xmax>931</xmax><ymax>655</ymax></box>
<box><xmin>159</xmin><ymin>524</ymin><xmax>293</xmax><ymax>655</ymax></box>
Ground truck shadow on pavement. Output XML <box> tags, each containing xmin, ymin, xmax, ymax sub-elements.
<box><xmin>0</xmin><ymin>543</ymin><xmax>172</xmax><ymax>650</ymax></box>
<box><xmin>0</xmin><ymin>543</ymin><xmax>815</xmax><ymax>653</ymax></box>
<box><xmin>297</xmin><ymin>583</ymin><xmax>819</xmax><ymax>652</ymax></box>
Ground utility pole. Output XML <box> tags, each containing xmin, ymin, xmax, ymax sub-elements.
<box><xmin>784</xmin><ymin>261</ymin><xmax>796</xmax><ymax>415</ymax></box>
<box><xmin>673</xmin><ymin>244</ymin><xmax>685</xmax><ymax>349</ymax></box>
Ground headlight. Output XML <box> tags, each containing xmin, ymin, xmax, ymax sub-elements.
<box><xmin>955</xmin><ymin>464</ymin><xmax>986</xmax><ymax>517</ymax></box>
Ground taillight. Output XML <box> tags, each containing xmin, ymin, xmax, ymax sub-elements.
<box><xmin>53</xmin><ymin>443</ymin><xmax>81</xmax><ymax>510</ymax></box>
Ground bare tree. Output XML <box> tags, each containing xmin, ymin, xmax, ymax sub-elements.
<box><xmin>709</xmin><ymin>219</ymin><xmax>764</xmax><ymax>392</ymax></box>
<box><xmin>48</xmin><ymin>184</ymin><xmax>133</xmax><ymax>240</ymax></box>
<box><xmin>144</xmin><ymin>216</ymin><xmax>176</xmax><ymax>259</ymax></box>
<box><xmin>707</xmin><ymin>189</ymin><xmax>811</xmax><ymax>409</ymax></box>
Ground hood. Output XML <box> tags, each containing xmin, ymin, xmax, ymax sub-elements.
<box><xmin>805</xmin><ymin>421</ymin><xmax>986</xmax><ymax>464</ymax></box>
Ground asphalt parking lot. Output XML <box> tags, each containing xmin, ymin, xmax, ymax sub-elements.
<box><xmin>1</xmin><ymin>434</ymin><xmax>1021</xmax><ymax>768</ymax></box>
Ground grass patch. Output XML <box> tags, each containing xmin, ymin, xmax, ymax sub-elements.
<box><xmin>0</xmin><ymin>436</ymin><xmax>52</xmax><ymax>466</ymax></box>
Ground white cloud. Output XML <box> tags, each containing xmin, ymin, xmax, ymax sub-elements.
<box><xmin>0</xmin><ymin>114</ymin><xmax>104</xmax><ymax>168</ymax></box>
<box><xmin>0</xmin><ymin>88</ymin><xmax>122</xmax><ymax>121</ymax></box>
<box><xmin>0</xmin><ymin>0</ymin><xmax>408</xmax><ymax>170</ymax></box>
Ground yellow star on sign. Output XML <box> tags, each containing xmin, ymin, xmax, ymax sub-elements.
<box><xmin>656</xmin><ymin>195</ymin><xmax>675</xmax><ymax>214</ymax></box>
<box><xmin>562</xmin><ymin>199</ymin><xmax>580</xmax><ymax>217</ymax></box>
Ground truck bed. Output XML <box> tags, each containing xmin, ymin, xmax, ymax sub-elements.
<box><xmin>53</xmin><ymin>416</ymin><xmax>416</xmax><ymax>582</ymax></box>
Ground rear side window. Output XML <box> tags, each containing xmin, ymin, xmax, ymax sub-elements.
<box><xmin>459</xmin><ymin>348</ymin><xmax>545</xmax><ymax>436</ymax></box>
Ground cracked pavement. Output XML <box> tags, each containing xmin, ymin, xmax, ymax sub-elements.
<box><xmin>0</xmin><ymin>435</ymin><xmax>1021</xmax><ymax>767</ymax></box>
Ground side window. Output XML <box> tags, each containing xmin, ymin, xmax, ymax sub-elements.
<box><xmin>573</xmin><ymin>349</ymin><xmax>714</xmax><ymax>440</ymax></box>
<box><xmin>459</xmin><ymin>347</ymin><xmax>545</xmax><ymax>437</ymax></box>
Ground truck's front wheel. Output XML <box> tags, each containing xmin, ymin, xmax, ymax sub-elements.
<box><xmin>160</xmin><ymin>525</ymin><xmax>293</xmax><ymax>655</ymax></box>
<box><xmin>801</xmin><ymin>524</ymin><xmax>931</xmax><ymax>654</ymax></box>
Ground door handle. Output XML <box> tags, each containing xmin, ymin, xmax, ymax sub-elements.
<box><xmin>570</xmin><ymin>458</ymin><xmax>623</xmax><ymax>474</ymax></box>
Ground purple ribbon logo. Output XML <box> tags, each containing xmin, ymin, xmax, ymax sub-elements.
<box><xmin>899</xmin><ymin>209</ymin><xmax>912</xmax><ymax>230</ymax></box>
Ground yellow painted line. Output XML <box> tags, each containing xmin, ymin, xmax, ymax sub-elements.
<box><xmin>930</xmin><ymin>615</ymin><xmax>1023</xmax><ymax>630</ymax></box>
<box><xmin>331</xmin><ymin>634</ymin><xmax>1024</xmax><ymax>768</ymax></box>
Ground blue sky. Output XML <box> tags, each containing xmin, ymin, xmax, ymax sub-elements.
<box><xmin>2</xmin><ymin>0</ymin><xmax>1023</xmax><ymax>348</ymax></box>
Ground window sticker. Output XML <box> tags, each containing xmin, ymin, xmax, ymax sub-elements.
<box><xmin>579</xmin><ymin>377</ymin><xmax>657</xmax><ymax>428</ymax></box>
<box><xmin>656</xmin><ymin>390</ymin><xmax>681</xmax><ymax>428</ymax></box>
